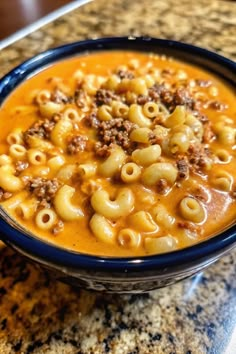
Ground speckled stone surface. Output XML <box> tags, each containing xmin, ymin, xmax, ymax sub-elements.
<box><xmin>0</xmin><ymin>0</ymin><xmax>236</xmax><ymax>353</ymax></box>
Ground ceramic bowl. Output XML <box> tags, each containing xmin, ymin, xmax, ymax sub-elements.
<box><xmin>0</xmin><ymin>37</ymin><xmax>235</xmax><ymax>293</ymax></box>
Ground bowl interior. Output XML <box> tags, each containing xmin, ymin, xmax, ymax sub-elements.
<box><xmin>0</xmin><ymin>37</ymin><xmax>235</xmax><ymax>271</ymax></box>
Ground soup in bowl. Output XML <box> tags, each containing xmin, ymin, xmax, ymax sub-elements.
<box><xmin>0</xmin><ymin>37</ymin><xmax>235</xmax><ymax>292</ymax></box>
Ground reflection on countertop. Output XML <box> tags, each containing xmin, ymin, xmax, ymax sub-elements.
<box><xmin>0</xmin><ymin>0</ymin><xmax>236</xmax><ymax>353</ymax></box>
<box><xmin>0</xmin><ymin>247</ymin><xmax>235</xmax><ymax>353</ymax></box>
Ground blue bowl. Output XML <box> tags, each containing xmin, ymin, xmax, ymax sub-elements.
<box><xmin>0</xmin><ymin>37</ymin><xmax>235</xmax><ymax>293</ymax></box>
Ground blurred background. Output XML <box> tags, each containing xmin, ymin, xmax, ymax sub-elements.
<box><xmin>0</xmin><ymin>0</ymin><xmax>73</xmax><ymax>40</ymax></box>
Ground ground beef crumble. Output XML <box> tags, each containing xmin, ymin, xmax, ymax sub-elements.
<box><xmin>187</xmin><ymin>144</ymin><xmax>211</xmax><ymax>172</ymax></box>
<box><xmin>137</xmin><ymin>95</ymin><xmax>151</xmax><ymax>105</ymax></box>
<box><xmin>156</xmin><ymin>178</ymin><xmax>168</xmax><ymax>194</ymax></box>
<box><xmin>0</xmin><ymin>188</ymin><xmax>12</xmax><ymax>201</ymax></box>
<box><xmin>94</xmin><ymin>143</ymin><xmax>112</xmax><ymax>158</ymax></box>
<box><xmin>148</xmin><ymin>84</ymin><xmax>166</xmax><ymax>101</ymax></box>
<box><xmin>52</xmin><ymin>220</ymin><xmax>64</xmax><ymax>235</ymax></box>
<box><xmin>95</xmin><ymin>89</ymin><xmax>120</xmax><ymax>106</ymax></box>
<box><xmin>176</xmin><ymin>158</ymin><xmax>189</xmax><ymax>179</ymax></box>
<box><xmin>84</xmin><ymin>112</ymin><xmax>100</xmax><ymax>129</ymax></box>
<box><xmin>74</xmin><ymin>89</ymin><xmax>87</xmax><ymax>108</ymax></box>
<box><xmin>148</xmin><ymin>132</ymin><xmax>158</xmax><ymax>145</ymax></box>
<box><xmin>116</xmin><ymin>69</ymin><xmax>134</xmax><ymax>80</ymax></box>
<box><xmin>202</xmin><ymin>122</ymin><xmax>215</xmax><ymax>143</ymax></box>
<box><xmin>148</xmin><ymin>85</ymin><xmax>198</xmax><ymax>112</ymax></box>
<box><xmin>51</xmin><ymin>89</ymin><xmax>72</xmax><ymax>104</ymax></box>
<box><xmin>23</xmin><ymin>115</ymin><xmax>61</xmax><ymax>144</ymax></box>
<box><xmin>26</xmin><ymin>177</ymin><xmax>61</xmax><ymax>207</ymax></box>
<box><xmin>170</xmin><ymin>88</ymin><xmax>196</xmax><ymax>111</ymax></box>
<box><xmin>67</xmin><ymin>135</ymin><xmax>88</xmax><ymax>154</ymax></box>
<box><xmin>96</xmin><ymin>118</ymin><xmax>137</xmax><ymax>154</ymax></box>
<box><xmin>15</xmin><ymin>161</ymin><xmax>29</xmax><ymax>176</ymax></box>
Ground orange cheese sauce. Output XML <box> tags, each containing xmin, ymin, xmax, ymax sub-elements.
<box><xmin>0</xmin><ymin>51</ymin><xmax>235</xmax><ymax>256</ymax></box>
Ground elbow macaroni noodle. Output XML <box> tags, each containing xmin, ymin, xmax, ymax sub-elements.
<box><xmin>91</xmin><ymin>188</ymin><xmax>134</xmax><ymax>220</ymax></box>
<box><xmin>0</xmin><ymin>50</ymin><xmax>235</xmax><ymax>256</ymax></box>
<box><xmin>128</xmin><ymin>104</ymin><xmax>152</xmax><ymax>127</ymax></box>
<box><xmin>54</xmin><ymin>185</ymin><xmax>84</xmax><ymax>221</ymax></box>
<box><xmin>0</xmin><ymin>165</ymin><xmax>24</xmax><ymax>192</ymax></box>
<box><xmin>98</xmin><ymin>145</ymin><xmax>126</xmax><ymax>177</ymax></box>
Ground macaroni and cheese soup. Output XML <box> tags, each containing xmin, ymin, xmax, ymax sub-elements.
<box><xmin>0</xmin><ymin>51</ymin><xmax>235</xmax><ymax>256</ymax></box>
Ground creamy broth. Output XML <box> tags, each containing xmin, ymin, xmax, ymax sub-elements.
<box><xmin>0</xmin><ymin>51</ymin><xmax>235</xmax><ymax>256</ymax></box>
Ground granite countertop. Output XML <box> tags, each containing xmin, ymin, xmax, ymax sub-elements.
<box><xmin>0</xmin><ymin>0</ymin><xmax>236</xmax><ymax>353</ymax></box>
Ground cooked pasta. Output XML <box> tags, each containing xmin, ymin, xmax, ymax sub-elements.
<box><xmin>35</xmin><ymin>89</ymin><xmax>51</xmax><ymax>105</ymax></box>
<box><xmin>121</xmin><ymin>162</ymin><xmax>141</xmax><ymax>183</ymax></box>
<box><xmin>0</xmin><ymin>50</ymin><xmax>235</xmax><ymax>257</ymax></box>
<box><xmin>35</xmin><ymin>208</ymin><xmax>57</xmax><ymax>230</ymax></box>
<box><xmin>0</xmin><ymin>154</ymin><xmax>12</xmax><ymax>166</ymax></box>
<box><xmin>130</xmin><ymin>127</ymin><xmax>153</xmax><ymax>143</ymax></box>
<box><xmin>117</xmin><ymin>228</ymin><xmax>141</xmax><ymax>248</ymax></box>
<box><xmin>131</xmin><ymin>145</ymin><xmax>161</xmax><ymax>166</ymax></box>
<box><xmin>16</xmin><ymin>198</ymin><xmax>38</xmax><ymax>220</ymax></box>
<box><xmin>97</xmin><ymin>105</ymin><xmax>113</xmax><ymax>121</ymax></box>
<box><xmin>179</xmin><ymin>197</ymin><xmax>206</xmax><ymax>223</ymax></box>
<box><xmin>9</xmin><ymin>144</ymin><xmax>26</xmax><ymax>159</ymax></box>
<box><xmin>128</xmin><ymin>104</ymin><xmax>152</xmax><ymax>127</ymax></box>
<box><xmin>6</xmin><ymin>129</ymin><xmax>23</xmax><ymax>145</ymax></box>
<box><xmin>63</xmin><ymin>108</ymin><xmax>80</xmax><ymax>122</ymax></box>
<box><xmin>39</xmin><ymin>101</ymin><xmax>62</xmax><ymax>118</ymax></box>
<box><xmin>142</xmin><ymin>102</ymin><xmax>160</xmax><ymax>118</ymax></box>
<box><xmin>28</xmin><ymin>149</ymin><xmax>46</xmax><ymax>165</ymax></box>
<box><xmin>145</xmin><ymin>235</ymin><xmax>177</xmax><ymax>254</ymax></box>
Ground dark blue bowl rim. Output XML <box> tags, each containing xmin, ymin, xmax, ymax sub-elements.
<box><xmin>0</xmin><ymin>36</ymin><xmax>235</xmax><ymax>272</ymax></box>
